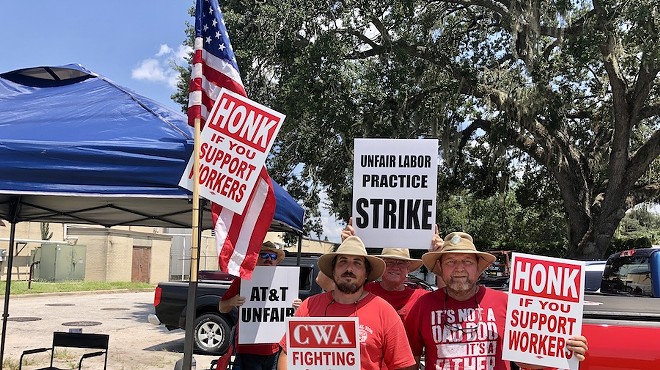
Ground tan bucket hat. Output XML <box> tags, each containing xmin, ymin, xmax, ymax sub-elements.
<box><xmin>318</xmin><ymin>236</ymin><xmax>385</xmax><ymax>282</ymax></box>
<box><xmin>422</xmin><ymin>232</ymin><xmax>495</xmax><ymax>275</ymax></box>
<box><xmin>374</xmin><ymin>248</ymin><xmax>424</xmax><ymax>272</ymax></box>
<box><xmin>260</xmin><ymin>241</ymin><xmax>285</xmax><ymax>264</ymax></box>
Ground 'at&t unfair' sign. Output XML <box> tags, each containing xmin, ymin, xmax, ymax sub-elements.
<box><xmin>179</xmin><ymin>88</ymin><xmax>284</xmax><ymax>214</ymax></box>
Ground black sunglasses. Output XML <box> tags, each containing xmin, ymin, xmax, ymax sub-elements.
<box><xmin>260</xmin><ymin>252</ymin><xmax>278</xmax><ymax>260</ymax></box>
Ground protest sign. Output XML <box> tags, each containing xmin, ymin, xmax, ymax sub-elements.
<box><xmin>285</xmin><ymin>317</ymin><xmax>360</xmax><ymax>370</ymax></box>
<box><xmin>179</xmin><ymin>88</ymin><xmax>285</xmax><ymax>214</ymax></box>
<box><xmin>238</xmin><ymin>266</ymin><xmax>300</xmax><ymax>344</ymax></box>
<box><xmin>352</xmin><ymin>138</ymin><xmax>438</xmax><ymax>249</ymax></box>
<box><xmin>503</xmin><ymin>253</ymin><xmax>585</xmax><ymax>370</ymax></box>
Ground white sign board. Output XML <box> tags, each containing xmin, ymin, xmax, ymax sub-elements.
<box><xmin>352</xmin><ymin>138</ymin><xmax>438</xmax><ymax>249</ymax></box>
<box><xmin>179</xmin><ymin>88</ymin><xmax>285</xmax><ymax>214</ymax></box>
<box><xmin>285</xmin><ymin>316</ymin><xmax>360</xmax><ymax>370</ymax></box>
<box><xmin>503</xmin><ymin>253</ymin><xmax>585</xmax><ymax>370</ymax></box>
<box><xmin>238</xmin><ymin>266</ymin><xmax>300</xmax><ymax>344</ymax></box>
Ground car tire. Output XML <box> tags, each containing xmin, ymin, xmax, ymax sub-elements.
<box><xmin>194</xmin><ymin>313</ymin><xmax>231</xmax><ymax>355</ymax></box>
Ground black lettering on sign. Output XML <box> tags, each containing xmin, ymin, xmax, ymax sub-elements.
<box><xmin>355</xmin><ymin>198</ymin><xmax>433</xmax><ymax>230</ymax></box>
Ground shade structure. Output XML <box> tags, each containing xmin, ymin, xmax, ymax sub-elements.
<box><xmin>0</xmin><ymin>64</ymin><xmax>305</xmax><ymax>369</ymax></box>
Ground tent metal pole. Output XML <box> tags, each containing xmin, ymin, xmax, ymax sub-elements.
<box><xmin>0</xmin><ymin>222</ymin><xmax>17</xmax><ymax>370</ymax></box>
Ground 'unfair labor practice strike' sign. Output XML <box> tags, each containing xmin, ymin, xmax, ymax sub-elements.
<box><xmin>285</xmin><ymin>317</ymin><xmax>360</xmax><ymax>370</ymax></box>
<box><xmin>238</xmin><ymin>266</ymin><xmax>300</xmax><ymax>344</ymax></box>
<box><xmin>352</xmin><ymin>138</ymin><xmax>438</xmax><ymax>249</ymax></box>
<box><xmin>503</xmin><ymin>253</ymin><xmax>585</xmax><ymax>370</ymax></box>
<box><xmin>179</xmin><ymin>88</ymin><xmax>285</xmax><ymax>214</ymax></box>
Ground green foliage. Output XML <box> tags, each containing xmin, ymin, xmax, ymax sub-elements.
<box><xmin>437</xmin><ymin>189</ymin><xmax>568</xmax><ymax>256</ymax></box>
<box><xmin>175</xmin><ymin>0</ymin><xmax>660</xmax><ymax>258</ymax></box>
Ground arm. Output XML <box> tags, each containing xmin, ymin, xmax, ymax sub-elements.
<box><xmin>219</xmin><ymin>294</ymin><xmax>245</xmax><ymax>313</ymax></box>
<box><xmin>219</xmin><ymin>279</ymin><xmax>244</xmax><ymax>313</ymax></box>
<box><xmin>341</xmin><ymin>217</ymin><xmax>355</xmax><ymax>241</ymax></box>
<box><xmin>277</xmin><ymin>348</ymin><xmax>288</xmax><ymax>370</ymax></box>
<box><xmin>429</xmin><ymin>224</ymin><xmax>443</xmax><ymax>251</ymax></box>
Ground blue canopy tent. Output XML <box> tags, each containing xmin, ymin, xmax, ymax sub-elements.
<box><xmin>0</xmin><ymin>64</ymin><xmax>304</xmax><ymax>368</ymax></box>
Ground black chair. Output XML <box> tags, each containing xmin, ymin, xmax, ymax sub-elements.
<box><xmin>19</xmin><ymin>331</ymin><xmax>109</xmax><ymax>370</ymax></box>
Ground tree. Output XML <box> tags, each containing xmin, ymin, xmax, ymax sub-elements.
<box><xmin>175</xmin><ymin>0</ymin><xmax>660</xmax><ymax>259</ymax></box>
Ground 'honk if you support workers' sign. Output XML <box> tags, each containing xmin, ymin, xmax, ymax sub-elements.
<box><xmin>503</xmin><ymin>253</ymin><xmax>585</xmax><ymax>370</ymax></box>
<box><xmin>180</xmin><ymin>88</ymin><xmax>284</xmax><ymax>214</ymax></box>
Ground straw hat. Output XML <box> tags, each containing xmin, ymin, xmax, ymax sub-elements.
<box><xmin>318</xmin><ymin>236</ymin><xmax>385</xmax><ymax>282</ymax></box>
<box><xmin>374</xmin><ymin>248</ymin><xmax>424</xmax><ymax>272</ymax></box>
<box><xmin>421</xmin><ymin>232</ymin><xmax>495</xmax><ymax>275</ymax></box>
<box><xmin>261</xmin><ymin>241</ymin><xmax>285</xmax><ymax>264</ymax></box>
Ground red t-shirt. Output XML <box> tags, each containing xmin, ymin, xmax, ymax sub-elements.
<box><xmin>222</xmin><ymin>278</ymin><xmax>280</xmax><ymax>355</ymax></box>
<box><xmin>364</xmin><ymin>281</ymin><xmax>429</xmax><ymax>322</ymax></box>
<box><xmin>280</xmin><ymin>291</ymin><xmax>416</xmax><ymax>370</ymax></box>
<box><xmin>406</xmin><ymin>286</ymin><xmax>509</xmax><ymax>370</ymax></box>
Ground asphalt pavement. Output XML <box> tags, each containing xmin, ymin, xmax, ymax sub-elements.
<box><xmin>1</xmin><ymin>290</ymin><xmax>218</xmax><ymax>370</ymax></box>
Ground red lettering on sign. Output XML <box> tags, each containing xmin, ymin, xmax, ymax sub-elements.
<box><xmin>288</xmin><ymin>320</ymin><xmax>356</xmax><ymax>348</ymax></box>
<box><xmin>206</xmin><ymin>93</ymin><xmax>281</xmax><ymax>152</ymax></box>
<box><xmin>511</xmin><ymin>257</ymin><xmax>582</xmax><ymax>302</ymax></box>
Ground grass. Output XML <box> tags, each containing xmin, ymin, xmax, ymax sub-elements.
<box><xmin>0</xmin><ymin>280</ymin><xmax>154</xmax><ymax>295</ymax></box>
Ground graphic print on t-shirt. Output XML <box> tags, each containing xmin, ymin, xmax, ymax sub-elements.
<box><xmin>430</xmin><ymin>305</ymin><xmax>499</xmax><ymax>369</ymax></box>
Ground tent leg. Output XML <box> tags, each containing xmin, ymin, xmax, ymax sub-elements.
<box><xmin>0</xmin><ymin>222</ymin><xmax>17</xmax><ymax>370</ymax></box>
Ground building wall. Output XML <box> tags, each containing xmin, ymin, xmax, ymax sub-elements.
<box><xmin>1</xmin><ymin>222</ymin><xmax>337</xmax><ymax>283</ymax></box>
<box><xmin>68</xmin><ymin>226</ymin><xmax>172</xmax><ymax>284</ymax></box>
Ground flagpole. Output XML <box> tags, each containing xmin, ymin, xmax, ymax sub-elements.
<box><xmin>182</xmin><ymin>117</ymin><xmax>202</xmax><ymax>370</ymax></box>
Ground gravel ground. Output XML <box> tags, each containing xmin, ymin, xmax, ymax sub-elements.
<box><xmin>1</xmin><ymin>291</ymin><xmax>219</xmax><ymax>370</ymax></box>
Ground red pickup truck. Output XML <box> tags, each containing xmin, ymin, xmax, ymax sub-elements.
<box><xmin>578</xmin><ymin>247</ymin><xmax>660</xmax><ymax>369</ymax></box>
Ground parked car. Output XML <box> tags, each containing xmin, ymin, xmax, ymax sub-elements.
<box><xmin>150</xmin><ymin>253</ymin><xmax>324</xmax><ymax>355</ymax></box>
<box><xmin>479</xmin><ymin>250</ymin><xmax>512</xmax><ymax>289</ymax></box>
<box><xmin>584</xmin><ymin>260</ymin><xmax>607</xmax><ymax>292</ymax></box>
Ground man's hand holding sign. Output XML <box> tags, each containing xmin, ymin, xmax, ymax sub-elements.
<box><xmin>503</xmin><ymin>253</ymin><xmax>587</xmax><ymax>370</ymax></box>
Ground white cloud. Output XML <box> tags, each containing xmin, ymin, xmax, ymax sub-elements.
<box><xmin>131</xmin><ymin>43</ymin><xmax>192</xmax><ymax>89</ymax></box>
<box><xmin>156</xmin><ymin>44</ymin><xmax>173</xmax><ymax>56</ymax></box>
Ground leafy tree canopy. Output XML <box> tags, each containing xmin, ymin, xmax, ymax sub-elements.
<box><xmin>175</xmin><ymin>0</ymin><xmax>660</xmax><ymax>259</ymax></box>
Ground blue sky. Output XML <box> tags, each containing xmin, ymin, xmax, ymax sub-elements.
<box><xmin>0</xmin><ymin>1</ymin><xmax>193</xmax><ymax>112</ymax></box>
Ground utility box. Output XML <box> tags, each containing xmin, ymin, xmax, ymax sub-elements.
<box><xmin>32</xmin><ymin>244</ymin><xmax>86</xmax><ymax>281</ymax></box>
<box><xmin>0</xmin><ymin>249</ymin><xmax>6</xmax><ymax>262</ymax></box>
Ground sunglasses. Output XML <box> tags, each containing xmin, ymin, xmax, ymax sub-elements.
<box><xmin>259</xmin><ymin>252</ymin><xmax>278</xmax><ymax>260</ymax></box>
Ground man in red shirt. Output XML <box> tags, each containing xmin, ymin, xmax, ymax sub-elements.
<box><xmin>278</xmin><ymin>236</ymin><xmax>416</xmax><ymax>370</ymax></box>
<box><xmin>364</xmin><ymin>248</ymin><xmax>430</xmax><ymax>322</ymax></box>
<box><xmin>220</xmin><ymin>242</ymin><xmax>290</xmax><ymax>370</ymax></box>
<box><xmin>406</xmin><ymin>232</ymin><xmax>588</xmax><ymax>370</ymax></box>
<box><xmin>341</xmin><ymin>218</ymin><xmax>444</xmax><ymax>322</ymax></box>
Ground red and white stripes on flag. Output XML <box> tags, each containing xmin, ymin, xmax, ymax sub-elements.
<box><xmin>189</xmin><ymin>0</ymin><xmax>276</xmax><ymax>279</ymax></box>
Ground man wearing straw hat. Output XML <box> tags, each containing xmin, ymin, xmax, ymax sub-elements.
<box><xmin>341</xmin><ymin>218</ymin><xmax>444</xmax><ymax>321</ymax></box>
<box><xmin>365</xmin><ymin>248</ymin><xmax>431</xmax><ymax>322</ymax></box>
<box><xmin>405</xmin><ymin>232</ymin><xmax>589</xmax><ymax>370</ymax></box>
<box><xmin>278</xmin><ymin>236</ymin><xmax>416</xmax><ymax>370</ymax></box>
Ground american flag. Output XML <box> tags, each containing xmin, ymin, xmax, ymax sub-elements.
<box><xmin>189</xmin><ymin>0</ymin><xmax>276</xmax><ymax>279</ymax></box>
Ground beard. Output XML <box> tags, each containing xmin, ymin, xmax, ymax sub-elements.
<box><xmin>445</xmin><ymin>276</ymin><xmax>476</xmax><ymax>293</ymax></box>
<box><xmin>336</xmin><ymin>274</ymin><xmax>365</xmax><ymax>294</ymax></box>
<box><xmin>336</xmin><ymin>281</ymin><xmax>362</xmax><ymax>294</ymax></box>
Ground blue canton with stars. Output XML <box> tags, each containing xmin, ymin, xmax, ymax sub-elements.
<box><xmin>196</xmin><ymin>0</ymin><xmax>240</xmax><ymax>73</ymax></box>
